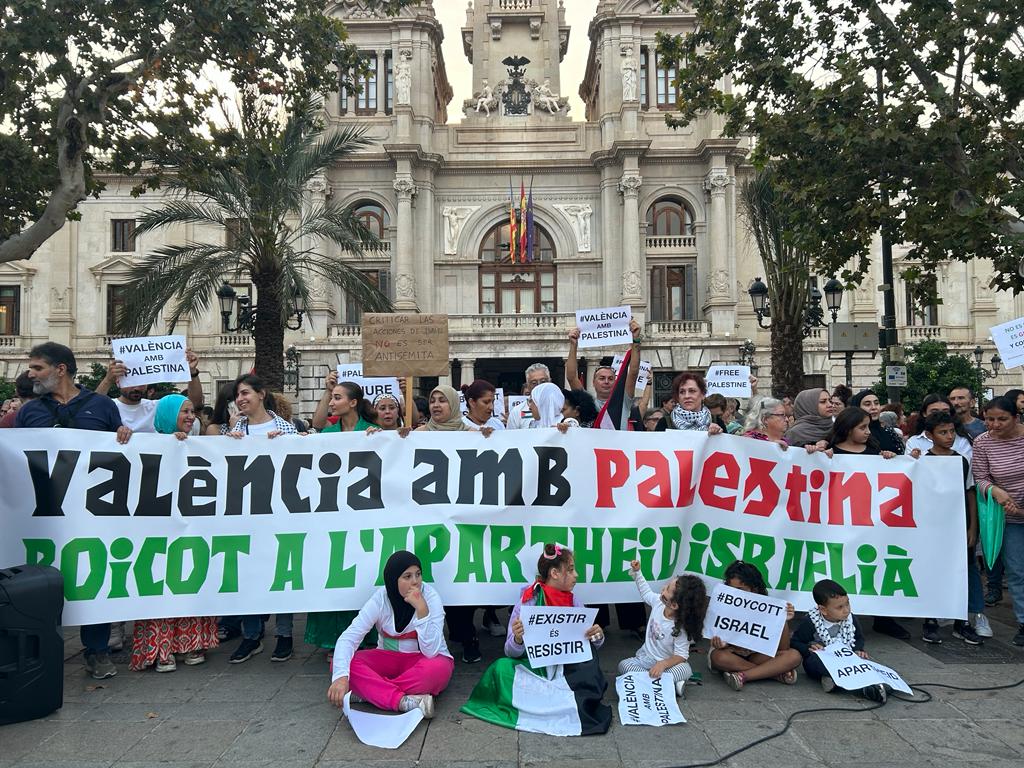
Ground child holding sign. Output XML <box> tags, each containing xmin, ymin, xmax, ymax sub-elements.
<box><xmin>618</xmin><ymin>562</ymin><xmax>707</xmax><ymax>697</ymax></box>
<box><xmin>790</xmin><ymin>579</ymin><xmax>886</xmax><ymax>703</ymax></box>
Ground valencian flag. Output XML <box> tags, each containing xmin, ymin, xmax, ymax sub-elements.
<box><xmin>593</xmin><ymin>349</ymin><xmax>634</xmax><ymax>430</ymax></box>
<box><xmin>508</xmin><ymin>178</ymin><xmax>518</xmax><ymax>263</ymax></box>
<box><xmin>524</xmin><ymin>179</ymin><xmax>535</xmax><ymax>262</ymax></box>
<box><xmin>518</xmin><ymin>179</ymin><xmax>528</xmax><ymax>260</ymax></box>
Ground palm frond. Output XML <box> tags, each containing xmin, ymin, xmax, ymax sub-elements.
<box><xmin>135</xmin><ymin>200</ymin><xmax>230</xmax><ymax>236</ymax></box>
<box><xmin>290</xmin><ymin>252</ymin><xmax>393</xmax><ymax>313</ymax></box>
<box><xmin>287</xmin><ymin>125</ymin><xmax>374</xmax><ymax>192</ymax></box>
<box><xmin>294</xmin><ymin>203</ymin><xmax>383</xmax><ymax>254</ymax></box>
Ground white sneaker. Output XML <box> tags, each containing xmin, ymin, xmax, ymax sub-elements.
<box><xmin>399</xmin><ymin>694</ymin><xmax>434</xmax><ymax>719</ymax></box>
<box><xmin>108</xmin><ymin>622</ymin><xmax>126</xmax><ymax>652</ymax></box>
<box><xmin>674</xmin><ymin>679</ymin><xmax>686</xmax><ymax>698</ymax></box>
<box><xmin>156</xmin><ymin>656</ymin><xmax>176</xmax><ymax>673</ymax></box>
<box><xmin>973</xmin><ymin>613</ymin><xmax>994</xmax><ymax>638</ymax></box>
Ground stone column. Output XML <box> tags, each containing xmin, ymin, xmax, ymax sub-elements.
<box><xmin>393</xmin><ymin>175</ymin><xmax>418</xmax><ymax>311</ymax></box>
<box><xmin>375</xmin><ymin>49</ymin><xmax>387</xmax><ymax>117</ymax></box>
<box><xmin>600</xmin><ymin>167</ymin><xmax>621</xmax><ymax>305</ymax></box>
<box><xmin>647</xmin><ymin>50</ymin><xmax>658</xmax><ymax>110</ymax></box>
<box><xmin>618</xmin><ymin>172</ymin><xmax>644</xmax><ymax>307</ymax></box>
<box><xmin>703</xmin><ymin>168</ymin><xmax>733</xmax><ymax>335</ymax></box>
<box><xmin>460</xmin><ymin>359</ymin><xmax>475</xmax><ymax>388</ymax></box>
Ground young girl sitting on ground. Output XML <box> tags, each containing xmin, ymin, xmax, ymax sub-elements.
<box><xmin>708</xmin><ymin>561</ymin><xmax>801</xmax><ymax>691</ymax></box>
<box><xmin>326</xmin><ymin>551</ymin><xmax>453</xmax><ymax>718</ymax></box>
<box><xmin>618</xmin><ymin>561</ymin><xmax>707</xmax><ymax>697</ymax></box>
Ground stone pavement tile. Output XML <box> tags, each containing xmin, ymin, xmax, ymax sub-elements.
<box><xmin>103</xmin><ymin>672</ymin><xmax>205</xmax><ymax>704</ymax></box>
<box><xmin>701</xmin><ymin>720</ymin><xmax>817</xmax><ymax>768</ymax></box>
<box><xmin>215</xmin><ymin>715</ymin><xmax>336</xmax><ymax>767</ymax></box>
<box><xmin>191</xmin><ymin>672</ymin><xmax>286</xmax><ymax>703</ymax></box>
<box><xmin>0</xmin><ymin>720</ymin><xmax>67</xmax><ymax>766</ymax></box>
<box><xmin>938</xmin><ymin>688</ymin><xmax>1024</xmax><ymax>720</ymax></box>
<box><xmin>212</xmin><ymin>759</ymin><xmax>318</xmax><ymax>768</ymax></box>
<box><xmin>270</xmin><ymin>673</ymin><xmax>331</xmax><ymax>702</ymax></box>
<box><xmin>321</xmin><ymin>714</ymin><xmax>425</xmax><ymax>762</ymax></box>
<box><xmin>612</xmin><ymin>719</ymin><xmax>718</xmax><ymax>767</ymax></box>
<box><xmin>12</xmin><ymin>761</ymin><xmax>113</xmax><ymax>768</ymax></box>
<box><xmin>518</xmin><ymin>727</ymin><xmax>620</xmax><ymax>767</ymax></box>
<box><xmin>684</xmin><ymin>693</ymin><xmax>785</xmax><ymax>722</ymax></box>
<box><xmin>37</xmin><ymin>701</ymin><xmax>95</xmax><ymax>722</ymax></box>
<box><xmin>127</xmin><ymin>720</ymin><xmax>246</xmax><ymax>762</ymax></box>
<box><xmin>117</xmin><ymin>762</ymin><xmax>215</xmax><ymax>768</ymax></box>
<box><xmin>975</xmin><ymin>718</ymin><xmax>1024</xmax><ymax>756</ymax></box>
<box><xmin>29</xmin><ymin>720</ymin><xmax>157</xmax><ymax>762</ymax></box>
<box><xmin>880</xmin><ymin>693</ymin><xmax>970</xmax><ymax>720</ymax></box>
<box><xmin>420</xmin><ymin>717</ymin><xmax>517</xmax><ymax>762</ymax></box>
<box><xmin>792</xmin><ymin>718</ymin><xmax>918</xmax><ymax>762</ymax></box>
<box><xmin>771</xmin><ymin>695</ymin><xmax>880</xmax><ymax>719</ymax></box>
<box><xmin>77</xmin><ymin>703</ymin><xmax>183</xmax><ymax>723</ymax></box>
<box><xmin>887</xmin><ymin>719</ymin><xmax>1020</xmax><ymax>762</ymax></box>
<box><xmin>163</xmin><ymin>701</ymin><xmax>269</xmax><ymax>722</ymax></box>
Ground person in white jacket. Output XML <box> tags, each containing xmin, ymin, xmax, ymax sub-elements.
<box><xmin>327</xmin><ymin>551</ymin><xmax>453</xmax><ymax>718</ymax></box>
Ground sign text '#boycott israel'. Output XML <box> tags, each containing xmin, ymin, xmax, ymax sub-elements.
<box><xmin>702</xmin><ymin>583</ymin><xmax>788</xmax><ymax>656</ymax></box>
<box><xmin>0</xmin><ymin>430</ymin><xmax>967</xmax><ymax>625</ymax></box>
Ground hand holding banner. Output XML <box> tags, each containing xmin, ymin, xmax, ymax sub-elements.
<box><xmin>615</xmin><ymin>673</ymin><xmax>686</xmax><ymax>726</ymax></box>
<box><xmin>813</xmin><ymin>646</ymin><xmax>912</xmax><ymax>694</ymax></box>
<box><xmin>111</xmin><ymin>335</ymin><xmax>190</xmax><ymax>387</ymax></box>
<box><xmin>702</xmin><ymin>583</ymin><xmax>788</xmax><ymax>656</ymax></box>
<box><xmin>575</xmin><ymin>307</ymin><xmax>631</xmax><ymax>349</ymax></box>
<box><xmin>519</xmin><ymin>606</ymin><xmax>598</xmax><ymax>668</ymax></box>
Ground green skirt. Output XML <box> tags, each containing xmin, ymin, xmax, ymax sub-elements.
<box><xmin>304</xmin><ymin>611</ymin><xmax>377</xmax><ymax>650</ymax></box>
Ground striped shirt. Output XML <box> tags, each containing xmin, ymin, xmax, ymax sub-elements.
<box><xmin>972</xmin><ymin>432</ymin><xmax>1024</xmax><ymax>525</ymax></box>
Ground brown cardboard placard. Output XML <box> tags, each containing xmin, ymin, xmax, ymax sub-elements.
<box><xmin>361</xmin><ymin>313</ymin><xmax>450</xmax><ymax>377</ymax></box>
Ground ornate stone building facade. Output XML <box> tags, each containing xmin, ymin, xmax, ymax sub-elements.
<box><xmin>1</xmin><ymin>0</ymin><xmax>1019</xmax><ymax>406</ymax></box>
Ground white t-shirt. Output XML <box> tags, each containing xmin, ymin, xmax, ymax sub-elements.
<box><xmin>115</xmin><ymin>399</ymin><xmax>158</xmax><ymax>433</ymax></box>
<box><xmin>631</xmin><ymin>570</ymin><xmax>690</xmax><ymax>662</ymax></box>
<box><xmin>906</xmin><ymin>432</ymin><xmax>974</xmax><ymax>461</ymax></box>
<box><xmin>506</xmin><ymin>404</ymin><xmax>534</xmax><ymax>430</ymax></box>
<box><xmin>242</xmin><ymin>418</ymin><xmax>278</xmax><ymax>436</ymax></box>
<box><xmin>461</xmin><ymin>414</ymin><xmax>505</xmax><ymax>431</ymax></box>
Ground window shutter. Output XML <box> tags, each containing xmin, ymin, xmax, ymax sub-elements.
<box><xmin>650</xmin><ymin>266</ymin><xmax>666</xmax><ymax>321</ymax></box>
<box><xmin>684</xmin><ymin>264</ymin><xmax>696</xmax><ymax>320</ymax></box>
<box><xmin>379</xmin><ymin>268</ymin><xmax>392</xmax><ymax>300</ymax></box>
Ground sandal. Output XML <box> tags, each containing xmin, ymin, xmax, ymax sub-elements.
<box><xmin>775</xmin><ymin>669</ymin><xmax>798</xmax><ymax>685</ymax></box>
<box><xmin>724</xmin><ymin>671</ymin><xmax>745</xmax><ymax>691</ymax></box>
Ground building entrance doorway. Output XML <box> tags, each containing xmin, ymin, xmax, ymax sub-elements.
<box><xmin>468</xmin><ymin>358</ymin><xmax>566</xmax><ymax>397</ymax></box>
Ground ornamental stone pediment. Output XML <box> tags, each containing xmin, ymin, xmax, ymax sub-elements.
<box><xmin>88</xmin><ymin>254</ymin><xmax>137</xmax><ymax>284</ymax></box>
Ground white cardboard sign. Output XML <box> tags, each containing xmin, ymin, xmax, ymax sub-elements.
<box><xmin>705</xmin><ymin>365</ymin><xmax>752</xmax><ymax>398</ymax></box>
<box><xmin>112</xmin><ymin>335</ymin><xmax>190</xmax><ymax>387</ymax></box>
<box><xmin>343</xmin><ymin>692</ymin><xmax>424</xmax><ymax>748</ymax></box>
<box><xmin>814</xmin><ymin>646</ymin><xmax>912</xmax><ymax>694</ymax></box>
<box><xmin>519</xmin><ymin>606</ymin><xmax>597</xmax><ymax>668</ymax></box>
<box><xmin>575</xmin><ymin>306</ymin><xmax>632</xmax><ymax>349</ymax></box>
<box><xmin>612</xmin><ymin>354</ymin><xmax>652</xmax><ymax>390</ymax></box>
<box><xmin>336</xmin><ymin>364</ymin><xmax>402</xmax><ymax>403</ymax></box>
<box><xmin>990</xmin><ymin>317</ymin><xmax>1024</xmax><ymax>369</ymax></box>
<box><xmin>616</xmin><ymin>673</ymin><xmax>686</xmax><ymax>726</ymax></box>
<box><xmin>702</xmin><ymin>583</ymin><xmax>788</xmax><ymax>657</ymax></box>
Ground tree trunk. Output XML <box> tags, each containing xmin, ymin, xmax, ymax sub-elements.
<box><xmin>252</xmin><ymin>271</ymin><xmax>285</xmax><ymax>393</ymax></box>
<box><xmin>770</xmin><ymin>315</ymin><xmax>805</xmax><ymax>399</ymax></box>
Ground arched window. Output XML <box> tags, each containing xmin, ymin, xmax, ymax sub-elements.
<box><xmin>478</xmin><ymin>222</ymin><xmax>556</xmax><ymax>314</ymax></box>
<box><xmin>353</xmin><ymin>202</ymin><xmax>388</xmax><ymax>238</ymax></box>
<box><xmin>646</xmin><ymin>198</ymin><xmax>695</xmax><ymax>236</ymax></box>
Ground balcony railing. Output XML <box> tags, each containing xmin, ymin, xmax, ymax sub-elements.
<box><xmin>0</xmin><ymin>336</ymin><xmax>19</xmax><ymax>348</ymax></box>
<box><xmin>496</xmin><ymin>0</ymin><xmax>535</xmax><ymax>9</ymax></box>
<box><xmin>905</xmin><ymin>325</ymin><xmax>942</xmax><ymax>340</ymax></box>
<box><xmin>328</xmin><ymin>324</ymin><xmax>361</xmax><ymax>339</ymax></box>
<box><xmin>218</xmin><ymin>333</ymin><xmax>254</xmax><ymax>346</ymax></box>
<box><xmin>647</xmin><ymin>320</ymin><xmax>710</xmax><ymax>337</ymax></box>
<box><xmin>645</xmin><ymin>235</ymin><xmax>697</xmax><ymax>252</ymax></box>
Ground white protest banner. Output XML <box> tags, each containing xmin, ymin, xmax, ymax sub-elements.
<box><xmin>705</xmin><ymin>365</ymin><xmax>752</xmax><ymax>398</ymax></box>
<box><xmin>814</xmin><ymin>646</ymin><xmax>912</xmax><ymax>694</ymax></box>
<box><xmin>343</xmin><ymin>692</ymin><xmax>423</xmax><ymax>748</ymax></box>
<box><xmin>990</xmin><ymin>317</ymin><xmax>1024</xmax><ymax>369</ymax></box>
<box><xmin>519</xmin><ymin>606</ymin><xmax>597</xmax><ymax>668</ymax></box>
<box><xmin>336</xmin><ymin>363</ymin><xmax>402</xmax><ymax>403</ymax></box>
<box><xmin>702</xmin><ymin>583</ymin><xmax>788</xmax><ymax>656</ymax></box>
<box><xmin>575</xmin><ymin>306</ymin><xmax>631</xmax><ymax>349</ymax></box>
<box><xmin>111</xmin><ymin>335</ymin><xmax>189</xmax><ymax>388</ymax></box>
<box><xmin>613</xmin><ymin>354</ymin><xmax>652</xmax><ymax>389</ymax></box>
<box><xmin>0</xmin><ymin>430</ymin><xmax>967</xmax><ymax>625</ymax></box>
<box><xmin>616</xmin><ymin>673</ymin><xmax>685</xmax><ymax>726</ymax></box>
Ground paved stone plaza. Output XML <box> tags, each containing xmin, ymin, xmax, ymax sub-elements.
<box><xmin>4</xmin><ymin>605</ymin><xmax>1024</xmax><ymax>768</ymax></box>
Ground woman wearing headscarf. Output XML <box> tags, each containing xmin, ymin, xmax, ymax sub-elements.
<box><xmin>527</xmin><ymin>381</ymin><xmax>565</xmax><ymax>429</ymax></box>
<box><xmin>326</xmin><ymin>551</ymin><xmax>453</xmax><ymax>718</ymax></box>
<box><xmin>784</xmin><ymin>389</ymin><xmax>834</xmax><ymax>449</ymax></box>
<box><xmin>850</xmin><ymin>389</ymin><xmax>905</xmax><ymax>455</ymax></box>
<box><xmin>129</xmin><ymin>396</ymin><xmax>219</xmax><ymax>672</ymax></box>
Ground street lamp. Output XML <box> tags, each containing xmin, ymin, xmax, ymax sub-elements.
<box><xmin>748</xmin><ymin>276</ymin><xmax>844</xmax><ymax>338</ymax></box>
<box><xmin>739</xmin><ymin>339</ymin><xmax>758</xmax><ymax>378</ymax></box>
<box><xmin>973</xmin><ymin>345</ymin><xmax>1001</xmax><ymax>377</ymax></box>
<box><xmin>283</xmin><ymin>345</ymin><xmax>302</xmax><ymax>396</ymax></box>
<box><xmin>217</xmin><ymin>281</ymin><xmax>306</xmax><ymax>333</ymax></box>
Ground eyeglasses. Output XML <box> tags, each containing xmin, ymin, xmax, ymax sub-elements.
<box><xmin>766</xmin><ymin>412</ymin><xmax>787</xmax><ymax>419</ymax></box>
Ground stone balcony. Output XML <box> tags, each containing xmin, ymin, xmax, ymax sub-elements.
<box><xmin>0</xmin><ymin>335</ymin><xmax>22</xmax><ymax>349</ymax></box>
<box><xmin>645</xmin><ymin>235</ymin><xmax>697</xmax><ymax>254</ymax></box>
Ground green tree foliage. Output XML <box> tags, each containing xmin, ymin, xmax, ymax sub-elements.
<box><xmin>115</xmin><ymin>98</ymin><xmax>392</xmax><ymax>391</ymax></box>
<box><xmin>870</xmin><ymin>339</ymin><xmax>982</xmax><ymax>411</ymax></box>
<box><xmin>0</xmin><ymin>0</ymin><xmax>409</xmax><ymax>264</ymax></box>
<box><xmin>658</xmin><ymin>0</ymin><xmax>1024</xmax><ymax>295</ymax></box>
<box><xmin>76</xmin><ymin>362</ymin><xmax>178</xmax><ymax>399</ymax></box>
<box><xmin>0</xmin><ymin>378</ymin><xmax>15</xmax><ymax>402</ymax></box>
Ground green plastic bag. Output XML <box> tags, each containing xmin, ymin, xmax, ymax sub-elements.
<box><xmin>977</xmin><ymin>487</ymin><xmax>1006</xmax><ymax>570</ymax></box>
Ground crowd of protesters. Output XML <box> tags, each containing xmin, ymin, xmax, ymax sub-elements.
<box><xmin>4</xmin><ymin>326</ymin><xmax>1022</xmax><ymax>722</ymax></box>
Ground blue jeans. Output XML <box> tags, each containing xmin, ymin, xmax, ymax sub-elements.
<box><xmin>81</xmin><ymin>623</ymin><xmax>111</xmax><ymax>655</ymax></box>
<box><xmin>998</xmin><ymin>524</ymin><xmax>1024</xmax><ymax>624</ymax></box>
<box><xmin>967</xmin><ymin>547</ymin><xmax>984</xmax><ymax>614</ymax></box>
<box><xmin>986</xmin><ymin>552</ymin><xmax>1004</xmax><ymax>594</ymax></box>
<box><xmin>241</xmin><ymin>614</ymin><xmax>293</xmax><ymax>640</ymax></box>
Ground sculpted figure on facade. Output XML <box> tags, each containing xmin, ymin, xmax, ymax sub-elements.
<box><xmin>474</xmin><ymin>79</ymin><xmax>497</xmax><ymax>116</ymax></box>
<box><xmin>395</xmin><ymin>50</ymin><xmax>412</xmax><ymax>105</ymax></box>
<box><xmin>622</xmin><ymin>270</ymin><xmax>642</xmax><ymax>299</ymax></box>
<box><xmin>708</xmin><ymin>268</ymin><xmax>731</xmax><ymax>298</ymax></box>
<box><xmin>441</xmin><ymin>206</ymin><xmax>479</xmax><ymax>255</ymax></box>
<box><xmin>555</xmin><ymin>203</ymin><xmax>593</xmax><ymax>252</ymax></box>
<box><xmin>533</xmin><ymin>78</ymin><xmax>568</xmax><ymax>114</ymax></box>
<box><xmin>395</xmin><ymin>273</ymin><xmax>416</xmax><ymax>300</ymax></box>
<box><xmin>620</xmin><ymin>45</ymin><xmax>638</xmax><ymax>102</ymax></box>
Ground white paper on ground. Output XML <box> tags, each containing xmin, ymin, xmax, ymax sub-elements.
<box><xmin>342</xmin><ymin>692</ymin><xmax>424</xmax><ymax>748</ymax></box>
<box><xmin>615</xmin><ymin>672</ymin><xmax>686</xmax><ymax>726</ymax></box>
<box><xmin>813</xmin><ymin>646</ymin><xmax>913</xmax><ymax>694</ymax></box>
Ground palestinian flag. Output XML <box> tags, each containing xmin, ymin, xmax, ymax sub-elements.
<box><xmin>593</xmin><ymin>349</ymin><xmax>633</xmax><ymax>431</ymax></box>
<box><xmin>460</xmin><ymin>655</ymin><xmax>611</xmax><ymax>736</ymax></box>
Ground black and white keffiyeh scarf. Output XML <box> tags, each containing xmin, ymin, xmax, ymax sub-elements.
<box><xmin>809</xmin><ymin>607</ymin><xmax>857</xmax><ymax>648</ymax></box>
<box><xmin>670</xmin><ymin>405</ymin><xmax>713</xmax><ymax>431</ymax></box>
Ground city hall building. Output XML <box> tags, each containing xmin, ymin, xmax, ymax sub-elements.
<box><xmin>0</xmin><ymin>0</ymin><xmax>1017</xmax><ymax>406</ymax></box>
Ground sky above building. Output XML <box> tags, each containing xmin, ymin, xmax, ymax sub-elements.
<box><xmin>434</xmin><ymin>0</ymin><xmax>600</xmax><ymax>122</ymax></box>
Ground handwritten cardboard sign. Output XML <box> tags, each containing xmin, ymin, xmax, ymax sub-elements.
<box><xmin>814</xmin><ymin>646</ymin><xmax>912</xmax><ymax>694</ymax></box>
<box><xmin>519</xmin><ymin>606</ymin><xmax>597</xmax><ymax>668</ymax></box>
<box><xmin>616</xmin><ymin>673</ymin><xmax>686</xmax><ymax>726</ymax></box>
<box><xmin>575</xmin><ymin>306</ymin><xmax>631</xmax><ymax>349</ymax></box>
<box><xmin>112</xmin><ymin>335</ymin><xmax>190</xmax><ymax>387</ymax></box>
<box><xmin>706</xmin><ymin>365</ymin><xmax>752</xmax><ymax>398</ymax></box>
<box><xmin>702</xmin><ymin>583</ymin><xmax>788</xmax><ymax>657</ymax></box>
<box><xmin>362</xmin><ymin>314</ymin><xmax>449</xmax><ymax>377</ymax></box>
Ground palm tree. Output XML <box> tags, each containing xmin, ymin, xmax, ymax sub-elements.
<box><xmin>741</xmin><ymin>167</ymin><xmax>811</xmax><ymax>398</ymax></box>
<box><xmin>117</xmin><ymin>98</ymin><xmax>393</xmax><ymax>390</ymax></box>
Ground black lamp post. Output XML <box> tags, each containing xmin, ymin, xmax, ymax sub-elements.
<box><xmin>283</xmin><ymin>345</ymin><xmax>302</xmax><ymax>396</ymax></box>
<box><xmin>748</xmin><ymin>276</ymin><xmax>844</xmax><ymax>338</ymax></box>
<box><xmin>217</xmin><ymin>281</ymin><xmax>306</xmax><ymax>332</ymax></box>
<box><xmin>739</xmin><ymin>339</ymin><xmax>757</xmax><ymax>376</ymax></box>
<box><xmin>972</xmin><ymin>345</ymin><xmax>1001</xmax><ymax>407</ymax></box>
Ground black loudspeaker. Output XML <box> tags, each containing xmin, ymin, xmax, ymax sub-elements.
<box><xmin>0</xmin><ymin>564</ymin><xmax>65</xmax><ymax>725</ymax></box>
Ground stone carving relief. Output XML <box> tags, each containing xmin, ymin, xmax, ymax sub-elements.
<box><xmin>707</xmin><ymin>268</ymin><xmax>730</xmax><ymax>298</ymax></box>
<box><xmin>530</xmin><ymin>18</ymin><xmax>542</xmax><ymax>39</ymax></box>
<box><xmin>50</xmin><ymin>287</ymin><xmax>71</xmax><ymax>314</ymax></box>
<box><xmin>395</xmin><ymin>273</ymin><xmax>416</xmax><ymax>300</ymax></box>
<box><xmin>305</xmin><ymin>174</ymin><xmax>328</xmax><ymax>196</ymax></box>
<box><xmin>392</xmin><ymin>177</ymin><xmax>417</xmax><ymax>200</ymax></box>
<box><xmin>490</xmin><ymin>20</ymin><xmax>502</xmax><ymax>40</ymax></box>
<box><xmin>441</xmin><ymin>205</ymin><xmax>480</xmax><ymax>255</ymax></box>
<box><xmin>622</xmin><ymin>271</ymin><xmax>642</xmax><ymax>299</ymax></box>
<box><xmin>336</xmin><ymin>0</ymin><xmax>388</xmax><ymax>19</ymax></box>
<box><xmin>395</xmin><ymin>49</ymin><xmax>412</xmax><ymax>105</ymax></box>
<box><xmin>465</xmin><ymin>79</ymin><xmax>497</xmax><ymax>117</ymax></box>
<box><xmin>618</xmin><ymin>173</ymin><xmax>643</xmax><ymax>198</ymax></box>
<box><xmin>532</xmin><ymin>78</ymin><xmax>569</xmax><ymax>114</ymax></box>
<box><xmin>704</xmin><ymin>170</ymin><xmax>729</xmax><ymax>194</ymax></box>
<box><xmin>554</xmin><ymin>203</ymin><xmax>593</xmax><ymax>252</ymax></box>
<box><xmin>621</xmin><ymin>50</ymin><xmax>638</xmax><ymax>102</ymax></box>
